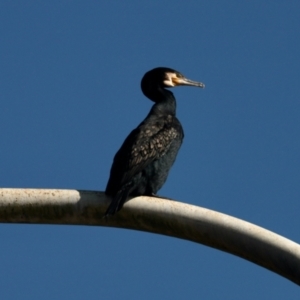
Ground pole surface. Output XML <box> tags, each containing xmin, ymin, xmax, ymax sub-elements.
<box><xmin>0</xmin><ymin>188</ymin><xmax>299</xmax><ymax>285</ymax></box>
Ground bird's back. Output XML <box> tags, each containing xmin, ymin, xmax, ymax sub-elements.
<box><xmin>105</xmin><ymin>113</ymin><xmax>184</xmax><ymax>197</ymax></box>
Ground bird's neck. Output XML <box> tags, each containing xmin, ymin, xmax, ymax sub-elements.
<box><xmin>147</xmin><ymin>87</ymin><xmax>177</xmax><ymax>116</ymax></box>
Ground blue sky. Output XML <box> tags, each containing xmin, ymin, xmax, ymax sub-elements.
<box><xmin>0</xmin><ymin>1</ymin><xmax>300</xmax><ymax>299</ymax></box>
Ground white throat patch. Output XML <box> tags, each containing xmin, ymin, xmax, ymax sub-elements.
<box><xmin>163</xmin><ymin>72</ymin><xmax>176</xmax><ymax>87</ymax></box>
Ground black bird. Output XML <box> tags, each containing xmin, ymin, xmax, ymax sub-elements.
<box><xmin>105</xmin><ymin>67</ymin><xmax>204</xmax><ymax>216</ymax></box>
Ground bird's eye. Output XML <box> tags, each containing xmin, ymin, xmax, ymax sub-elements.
<box><xmin>176</xmin><ymin>73</ymin><xmax>183</xmax><ymax>78</ymax></box>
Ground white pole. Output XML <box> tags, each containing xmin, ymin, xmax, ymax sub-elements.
<box><xmin>0</xmin><ymin>188</ymin><xmax>299</xmax><ymax>285</ymax></box>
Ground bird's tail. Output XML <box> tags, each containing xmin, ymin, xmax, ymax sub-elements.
<box><xmin>104</xmin><ymin>188</ymin><xmax>130</xmax><ymax>217</ymax></box>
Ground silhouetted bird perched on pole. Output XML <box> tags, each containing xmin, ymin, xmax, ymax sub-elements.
<box><xmin>104</xmin><ymin>67</ymin><xmax>205</xmax><ymax>216</ymax></box>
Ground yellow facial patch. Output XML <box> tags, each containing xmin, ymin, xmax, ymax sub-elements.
<box><xmin>163</xmin><ymin>72</ymin><xmax>183</xmax><ymax>87</ymax></box>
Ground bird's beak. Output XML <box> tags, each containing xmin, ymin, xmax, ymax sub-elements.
<box><xmin>172</xmin><ymin>76</ymin><xmax>205</xmax><ymax>88</ymax></box>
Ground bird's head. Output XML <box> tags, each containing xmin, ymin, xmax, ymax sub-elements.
<box><xmin>142</xmin><ymin>67</ymin><xmax>205</xmax><ymax>89</ymax></box>
<box><xmin>141</xmin><ymin>67</ymin><xmax>205</xmax><ymax>102</ymax></box>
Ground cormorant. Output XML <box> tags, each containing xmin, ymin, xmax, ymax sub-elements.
<box><xmin>105</xmin><ymin>67</ymin><xmax>204</xmax><ymax>216</ymax></box>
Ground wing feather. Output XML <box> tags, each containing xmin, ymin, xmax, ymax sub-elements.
<box><xmin>105</xmin><ymin>115</ymin><xmax>181</xmax><ymax>194</ymax></box>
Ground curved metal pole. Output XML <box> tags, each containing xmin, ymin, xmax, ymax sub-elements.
<box><xmin>0</xmin><ymin>188</ymin><xmax>299</xmax><ymax>285</ymax></box>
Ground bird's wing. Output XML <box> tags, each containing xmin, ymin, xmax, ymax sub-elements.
<box><xmin>124</xmin><ymin>117</ymin><xmax>180</xmax><ymax>183</ymax></box>
<box><xmin>106</xmin><ymin>115</ymin><xmax>182</xmax><ymax>193</ymax></box>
